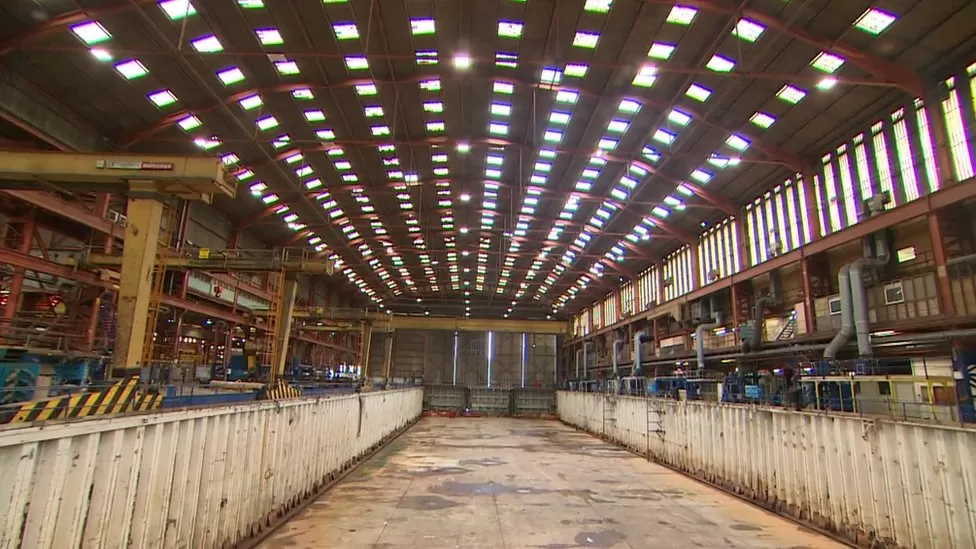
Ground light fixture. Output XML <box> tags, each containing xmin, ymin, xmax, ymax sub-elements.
<box><xmin>454</xmin><ymin>53</ymin><xmax>472</xmax><ymax>70</ymax></box>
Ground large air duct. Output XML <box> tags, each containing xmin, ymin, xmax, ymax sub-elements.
<box><xmin>695</xmin><ymin>298</ymin><xmax>723</xmax><ymax>373</ymax></box>
<box><xmin>744</xmin><ymin>272</ymin><xmax>781</xmax><ymax>352</ymax></box>
<box><xmin>852</xmin><ymin>233</ymin><xmax>890</xmax><ymax>356</ymax></box>
<box><xmin>611</xmin><ymin>338</ymin><xmax>625</xmax><ymax>378</ymax></box>
<box><xmin>633</xmin><ymin>332</ymin><xmax>648</xmax><ymax>375</ymax></box>
<box><xmin>575</xmin><ymin>349</ymin><xmax>582</xmax><ymax>380</ymax></box>
<box><xmin>824</xmin><ymin>264</ymin><xmax>854</xmax><ymax>359</ymax></box>
<box><xmin>582</xmin><ymin>342</ymin><xmax>593</xmax><ymax>379</ymax></box>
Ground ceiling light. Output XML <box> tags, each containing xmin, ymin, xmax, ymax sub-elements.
<box><xmin>89</xmin><ymin>48</ymin><xmax>113</xmax><ymax>62</ymax></box>
<box><xmin>633</xmin><ymin>65</ymin><xmax>656</xmax><ymax>87</ymax></box>
<box><xmin>454</xmin><ymin>53</ymin><xmax>472</xmax><ymax>69</ymax></box>
<box><xmin>583</xmin><ymin>0</ymin><xmax>612</xmax><ymax>13</ymax></box>
<box><xmin>239</xmin><ymin>94</ymin><xmax>262</xmax><ymax>110</ymax></box>
<box><xmin>275</xmin><ymin>61</ymin><xmax>300</xmax><ymax>75</ymax></box>
<box><xmin>460</xmin><ymin>193</ymin><xmax>471</xmax><ymax>202</ymax></box>
<box><xmin>817</xmin><ymin>77</ymin><xmax>838</xmax><ymax>90</ymax></box>
<box><xmin>457</xmin><ymin>142</ymin><xmax>471</xmax><ymax>153</ymax></box>
<box><xmin>292</xmin><ymin>88</ymin><xmax>314</xmax><ymax>100</ymax></box>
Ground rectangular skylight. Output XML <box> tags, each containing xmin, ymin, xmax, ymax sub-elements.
<box><xmin>90</xmin><ymin>48</ymin><xmax>113</xmax><ymax>62</ymax></box>
<box><xmin>411</xmin><ymin>18</ymin><xmax>436</xmax><ymax>35</ymax></box>
<box><xmin>607</xmin><ymin>120</ymin><xmax>629</xmax><ymax>133</ymax></box>
<box><xmin>750</xmin><ymin>111</ymin><xmax>775</xmax><ymax>128</ymax></box>
<box><xmin>256</xmin><ymin>28</ymin><xmax>283</xmax><ymax>45</ymax></box>
<box><xmin>540</xmin><ymin>68</ymin><xmax>562</xmax><ymax>86</ymax></box>
<box><xmin>550</xmin><ymin>111</ymin><xmax>570</xmax><ymax>124</ymax></box>
<box><xmin>217</xmin><ymin>66</ymin><xmax>245</xmax><ymax>85</ymax></box>
<box><xmin>565</xmin><ymin>64</ymin><xmax>588</xmax><ymax>78</ymax></box>
<box><xmin>619</xmin><ymin>99</ymin><xmax>641</xmax><ymax>113</ymax></box>
<box><xmin>420</xmin><ymin>79</ymin><xmax>442</xmax><ymax>91</ymax></box>
<box><xmin>239</xmin><ymin>94</ymin><xmax>262</xmax><ymax>110</ymax></box>
<box><xmin>423</xmin><ymin>101</ymin><xmax>444</xmax><ymax>113</ymax></box>
<box><xmin>573</xmin><ymin>32</ymin><xmax>599</xmax><ymax>48</ymax></box>
<box><xmin>706</xmin><ymin>54</ymin><xmax>735</xmax><ymax>72</ymax></box>
<box><xmin>726</xmin><ymin>134</ymin><xmax>750</xmax><ymax>151</ymax></box>
<box><xmin>239</xmin><ymin>0</ymin><xmax>263</xmax><ymax>7</ymax></box>
<box><xmin>598</xmin><ymin>138</ymin><xmax>617</xmax><ymax>150</ymax></box>
<box><xmin>491</xmin><ymin>102</ymin><xmax>512</xmax><ymax>116</ymax></box>
<box><xmin>854</xmin><ymin>8</ymin><xmax>897</xmax><ymax>35</ymax></box>
<box><xmin>555</xmin><ymin>89</ymin><xmax>578</xmax><ymax>103</ymax></box>
<box><xmin>416</xmin><ymin>51</ymin><xmax>439</xmax><ymax>65</ymax></box>
<box><xmin>690</xmin><ymin>169</ymin><xmax>712</xmax><ymax>183</ymax></box>
<box><xmin>498</xmin><ymin>21</ymin><xmax>523</xmax><ymax>38</ymax></box>
<box><xmin>584</xmin><ymin>0</ymin><xmax>612</xmax><ymax>13</ymax></box>
<box><xmin>371</xmin><ymin>125</ymin><xmax>391</xmax><ymax>136</ymax></box>
<box><xmin>191</xmin><ymin>34</ymin><xmax>223</xmax><ymax>52</ymax></box>
<box><xmin>316</xmin><ymin>129</ymin><xmax>336</xmax><ymax>140</ymax></box>
<box><xmin>544</xmin><ymin>130</ymin><xmax>563</xmax><ymax>143</ymax></box>
<box><xmin>71</xmin><ymin>21</ymin><xmax>112</xmax><ymax>45</ymax></box>
<box><xmin>115</xmin><ymin>59</ymin><xmax>148</xmax><ymax>79</ymax></box>
<box><xmin>777</xmin><ymin>84</ymin><xmax>807</xmax><ymax>104</ymax></box>
<box><xmin>733</xmin><ymin>19</ymin><xmax>765</xmax><ymax>42</ymax></box>
<box><xmin>275</xmin><ymin>61</ymin><xmax>300</xmax><ymax>74</ymax></box>
<box><xmin>220</xmin><ymin>153</ymin><xmax>239</xmax><ymax>165</ymax></box>
<box><xmin>426</xmin><ymin>121</ymin><xmax>445</xmax><ymax>132</ymax></box>
<box><xmin>333</xmin><ymin>23</ymin><xmax>359</xmax><ymax>40</ymax></box>
<box><xmin>667</xmin><ymin>5</ymin><xmax>697</xmax><ymax>25</ymax></box>
<box><xmin>256</xmin><ymin>116</ymin><xmax>279</xmax><ymax>130</ymax></box>
<box><xmin>364</xmin><ymin>106</ymin><xmax>383</xmax><ymax>117</ymax></box>
<box><xmin>304</xmin><ymin>110</ymin><xmax>326</xmax><ymax>122</ymax></box>
<box><xmin>493</xmin><ymin>81</ymin><xmax>515</xmax><ymax>94</ymax></box>
<box><xmin>489</xmin><ymin>123</ymin><xmax>509</xmax><ymax>135</ymax></box>
<box><xmin>193</xmin><ymin>137</ymin><xmax>220</xmax><ymax>150</ymax></box>
<box><xmin>496</xmin><ymin>52</ymin><xmax>518</xmax><ymax>68</ymax></box>
<box><xmin>292</xmin><ymin>88</ymin><xmax>314</xmax><ymax>100</ymax></box>
<box><xmin>345</xmin><ymin>56</ymin><xmax>369</xmax><ymax>70</ymax></box>
<box><xmin>811</xmin><ymin>51</ymin><xmax>845</xmax><ymax>73</ymax></box>
<box><xmin>667</xmin><ymin>109</ymin><xmax>691</xmax><ymax>126</ymax></box>
<box><xmin>148</xmin><ymin>89</ymin><xmax>177</xmax><ymax>107</ymax></box>
<box><xmin>653</xmin><ymin>129</ymin><xmax>676</xmax><ymax>144</ymax></box>
<box><xmin>648</xmin><ymin>42</ymin><xmax>675</xmax><ymax>59</ymax></box>
<box><xmin>633</xmin><ymin>66</ymin><xmax>656</xmax><ymax>87</ymax></box>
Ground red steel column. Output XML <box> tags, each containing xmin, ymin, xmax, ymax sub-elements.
<box><xmin>3</xmin><ymin>209</ymin><xmax>36</xmax><ymax>321</ymax></box>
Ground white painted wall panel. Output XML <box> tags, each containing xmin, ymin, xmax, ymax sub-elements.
<box><xmin>557</xmin><ymin>391</ymin><xmax>976</xmax><ymax>549</ymax></box>
<box><xmin>0</xmin><ymin>389</ymin><xmax>422</xmax><ymax>549</ymax></box>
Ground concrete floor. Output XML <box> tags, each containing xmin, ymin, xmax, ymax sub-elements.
<box><xmin>259</xmin><ymin>417</ymin><xmax>846</xmax><ymax>549</ymax></box>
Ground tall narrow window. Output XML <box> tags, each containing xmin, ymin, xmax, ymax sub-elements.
<box><xmin>698</xmin><ymin>239</ymin><xmax>708</xmax><ymax>283</ymax></box>
<box><xmin>785</xmin><ymin>182</ymin><xmax>801</xmax><ymax>250</ymax></box>
<box><xmin>822</xmin><ymin>160</ymin><xmax>843</xmax><ymax>233</ymax></box>
<box><xmin>942</xmin><ymin>86</ymin><xmax>975</xmax><ymax>181</ymax></box>
<box><xmin>755</xmin><ymin>200</ymin><xmax>768</xmax><ymax>263</ymax></box>
<box><xmin>837</xmin><ymin>151</ymin><xmax>859</xmax><ymax>225</ymax></box>
<box><xmin>892</xmin><ymin>114</ymin><xmax>921</xmax><ymax>202</ymax></box>
<box><xmin>872</xmin><ymin>128</ymin><xmax>897</xmax><ymax>208</ymax></box>
<box><xmin>746</xmin><ymin>206</ymin><xmax>759</xmax><ymax>266</ymax></box>
<box><xmin>914</xmin><ymin>104</ymin><xmax>941</xmax><ymax>193</ymax></box>
<box><xmin>764</xmin><ymin>192</ymin><xmax>777</xmax><ymax>256</ymax></box>
<box><xmin>797</xmin><ymin>175</ymin><xmax>814</xmax><ymax>242</ymax></box>
<box><xmin>774</xmin><ymin>190</ymin><xmax>788</xmax><ymax>253</ymax></box>
<box><xmin>813</xmin><ymin>174</ymin><xmax>828</xmax><ymax>238</ymax></box>
<box><xmin>853</xmin><ymin>137</ymin><xmax>875</xmax><ymax>202</ymax></box>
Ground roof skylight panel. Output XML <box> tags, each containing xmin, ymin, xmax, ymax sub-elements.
<box><xmin>148</xmin><ymin>89</ymin><xmax>178</xmax><ymax>107</ymax></box>
<box><xmin>653</xmin><ymin>128</ymin><xmax>676</xmax><ymax>145</ymax></box>
<box><xmin>217</xmin><ymin>66</ymin><xmax>245</xmax><ymax>85</ymax></box>
<box><xmin>583</xmin><ymin>0</ymin><xmax>612</xmax><ymax>13</ymax></box>
<box><xmin>750</xmin><ymin>111</ymin><xmax>775</xmax><ymax>129</ymax></box>
<box><xmin>191</xmin><ymin>34</ymin><xmax>223</xmax><ymax>52</ymax></box>
<box><xmin>411</xmin><ymin>18</ymin><xmax>436</xmax><ymax>35</ymax></box>
<box><xmin>666</xmin><ymin>5</ymin><xmax>697</xmax><ymax>25</ymax></box>
<box><xmin>706</xmin><ymin>54</ymin><xmax>735</xmax><ymax>72</ymax></box>
<box><xmin>565</xmin><ymin>63</ymin><xmax>588</xmax><ymax>78</ymax></box>
<box><xmin>690</xmin><ymin>168</ymin><xmax>712</xmax><ymax>183</ymax></box>
<box><xmin>667</xmin><ymin>108</ymin><xmax>691</xmax><ymax>126</ymax></box>
<box><xmin>345</xmin><ymin>56</ymin><xmax>369</xmax><ymax>70</ymax></box>
<box><xmin>292</xmin><ymin>88</ymin><xmax>314</xmax><ymax>100</ymax></box>
<box><xmin>776</xmin><ymin>84</ymin><xmax>807</xmax><ymax>104</ymax></box>
<box><xmin>725</xmin><ymin>133</ymin><xmax>750</xmax><ymax>151</ymax></box>
<box><xmin>177</xmin><ymin>115</ymin><xmax>201</xmax><ymax>131</ymax></box>
<box><xmin>256</xmin><ymin>28</ymin><xmax>283</xmax><ymax>45</ymax></box>
<box><xmin>648</xmin><ymin>42</ymin><xmax>675</xmax><ymax>60</ymax></box>
<box><xmin>540</xmin><ymin>67</ymin><xmax>562</xmax><ymax>88</ymax></box>
<box><xmin>416</xmin><ymin>51</ymin><xmax>439</xmax><ymax>65</ymax></box>
<box><xmin>633</xmin><ymin>65</ymin><xmax>657</xmax><ymax>87</ymax></box>
<box><xmin>573</xmin><ymin>32</ymin><xmax>599</xmax><ymax>49</ymax></box>
<box><xmin>854</xmin><ymin>8</ymin><xmax>897</xmax><ymax>35</ymax></box>
<box><xmin>498</xmin><ymin>20</ymin><xmax>523</xmax><ymax>38</ymax></box>
<box><xmin>239</xmin><ymin>94</ymin><xmax>262</xmax><ymax>110</ymax></box>
<box><xmin>420</xmin><ymin>78</ymin><xmax>442</xmax><ymax>92</ymax></box>
<box><xmin>274</xmin><ymin>60</ymin><xmax>300</xmax><ymax>75</ymax></box>
<box><xmin>333</xmin><ymin>23</ymin><xmax>360</xmax><ymax>40</ymax></box>
<box><xmin>194</xmin><ymin>136</ymin><xmax>220</xmax><ymax>150</ymax></box>
<box><xmin>811</xmin><ymin>51</ymin><xmax>845</xmax><ymax>73</ymax></box>
<box><xmin>115</xmin><ymin>59</ymin><xmax>149</xmax><ymax>80</ymax></box>
<box><xmin>256</xmin><ymin>115</ymin><xmax>279</xmax><ymax>131</ymax></box>
<box><xmin>686</xmin><ymin>83</ymin><xmax>711</xmax><ymax>102</ymax></box>
<box><xmin>71</xmin><ymin>21</ymin><xmax>111</xmax><ymax>45</ymax></box>
<box><xmin>496</xmin><ymin>52</ymin><xmax>519</xmax><ymax>68</ymax></box>
<box><xmin>733</xmin><ymin>19</ymin><xmax>765</xmax><ymax>42</ymax></box>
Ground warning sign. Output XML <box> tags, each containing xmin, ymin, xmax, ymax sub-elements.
<box><xmin>96</xmin><ymin>160</ymin><xmax>176</xmax><ymax>171</ymax></box>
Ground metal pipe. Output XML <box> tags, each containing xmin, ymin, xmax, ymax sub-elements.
<box><xmin>748</xmin><ymin>271</ymin><xmax>781</xmax><ymax>352</ymax></box>
<box><xmin>582</xmin><ymin>342</ymin><xmax>592</xmax><ymax>379</ymax></box>
<box><xmin>611</xmin><ymin>338</ymin><xmax>624</xmax><ymax>378</ymax></box>
<box><xmin>853</xmin><ymin>234</ymin><xmax>890</xmax><ymax>356</ymax></box>
<box><xmin>695</xmin><ymin>298</ymin><xmax>720</xmax><ymax>372</ymax></box>
<box><xmin>575</xmin><ymin>349</ymin><xmax>582</xmax><ymax>380</ymax></box>
<box><xmin>633</xmin><ymin>332</ymin><xmax>648</xmax><ymax>375</ymax></box>
<box><xmin>824</xmin><ymin>264</ymin><xmax>854</xmax><ymax>359</ymax></box>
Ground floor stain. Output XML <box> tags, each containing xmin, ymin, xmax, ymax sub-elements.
<box><xmin>730</xmin><ymin>523</ymin><xmax>763</xmax><ymax>532</ymax></box>
<box><xmin>574</xmin><ymin>530</ymin><xmax>627</xmax><ymax>547</ymax></box>
<box><xmin>459</xmin><ymin>457</ymin><xmax>507</xmax><ymax>467</ymax></box>
<box><xmin>398</xmin><ymin>495</ymin><xmax>461</xmax><ymax>510</ymax></box>
<box><xmin>432</xmin><ymin>480</ymin><xmax>549</xmax><ymax>496</ymax></box>
<box><xmin>406</xmin><ymin>466</ymin><xmax>472</xmax><ymax>477</ymax></box>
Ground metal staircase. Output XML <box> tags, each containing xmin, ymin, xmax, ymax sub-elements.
<box><xmin>775</xmin><ymin>313</ymin><xmax>798</xmax><ymax>341</ymax></box>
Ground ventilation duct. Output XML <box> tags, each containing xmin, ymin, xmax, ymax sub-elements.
<box><xmin>695</xmin><ymin>297</ymin><xmax>723</xmax><ymax>372</ymax></box>
<box><xmin>744</xmin><ymin>271</ymin><xmax>781</xmax><ymax>352</ymax></box>
<box><xmin>611</xmin><ymin>338</ymin><xmax>625</xmax><ymax>378</ymax></box>
<box><xmin>633</xmin><ymin>332</ymin><xmax>649</xmax><ymax>376</ymax></box>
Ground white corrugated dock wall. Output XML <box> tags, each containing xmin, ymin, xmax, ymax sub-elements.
<box><xmin>0</xmin><ymin>388</ymin><xmax>423</xmax><ymax>549</ymax></box>
<box><xmin>557</xmin><ymin>391</ymin><xmax>976</xmax><ymax>549</ymax></box>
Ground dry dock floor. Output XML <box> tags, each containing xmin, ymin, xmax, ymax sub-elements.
<box><xmin>260</xmin><ymin>417</ymin><xmax>845</xmax><ymax>549</ymax></box>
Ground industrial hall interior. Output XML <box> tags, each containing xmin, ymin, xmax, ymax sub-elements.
<box><xmin>0</xmin><ymin>0</ymin><xmax>975</xmax><ymax>548</ymax></box>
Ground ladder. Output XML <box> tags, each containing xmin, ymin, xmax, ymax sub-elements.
<box><xmin>645</xmin><ymin>398</ymin><xmax>665</xmax><ymax>456</ymax></box>
<box><xmin>139</xmin><ymin>204</ymin><xmax>178</xmax><ymax>371</ymax></box>
<box><xmin>602</xmin><ymin>394</ymin><xmax>617</xmax><ymax>436</ymax></box>
<box><xmin>776</xmin><ymin>312</ymin><xmax>798</xmax><ymax>341</ymax></box>
<box><xmin>262</xmin><ymin>267</ymin><xmax>287</xmax><ymax>383</ymax></box>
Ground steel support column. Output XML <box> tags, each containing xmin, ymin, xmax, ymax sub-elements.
<box><xmin>358</xmin><ymin>321</ymin><xmax>373</xmax><ymax>373</ymax></box>
<box><xmin>929</xmin><ymin>212</ymin><xmax>957</xmax><ymax>317</ymax></box>
<box><xmin>382</xmin><ymin>331</ymin><xmax>395</xmax><ymax>382</ymax></box>
<box><xmin>800</xmin><ymin>258</ymin><xmax>817</xmax><ymax>335</ymax></box>
<box><xmin>111</xmin><ymin>198</ymin><xmax>164</xmax><ymax>376</ymax></box>
<box><xmin>2</xmin><ymin>209</ymin><xmax>36</xmax><ymax>320</ymax></box>
<box><xmin>272</xmin><ymin>274</ymin><xmax>300</xmax><ymax>377</ymax></box>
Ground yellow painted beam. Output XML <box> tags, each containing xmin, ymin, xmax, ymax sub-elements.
<box><xmin>84</xmin><ymin>251</ymin><xmax>336</xmax><ymax>274</ymax></box>
<box><xmin>112</xmin><ymin>198</ymin><xmax>163</xmax><ymax>376</ymax></box>
<box><xmin>381</xmin><ymin>316</ymin><xmax>569</xmax><ymax>334</ymax></box>
<box><xmin>0</xmin><ymin>150</ymin><xmax>232</xmax><ymax>201</ymax></box>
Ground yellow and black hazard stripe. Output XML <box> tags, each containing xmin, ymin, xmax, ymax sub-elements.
<box><xmin>262</xmin><ymin>380</ymin><xmax>303</xmax><ymax>401</ymax></box>
<box><xmin>9</xmin><ymin>376</ymin><xmax>165</xmax><ymax>423</ymax></box>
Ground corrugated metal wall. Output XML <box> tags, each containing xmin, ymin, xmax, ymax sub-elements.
<box><xmin>458</xmin><ymin>332</ymin><xmax>487</xmax><ymax>387</ymax></box>
<box><xmin>421</xmin><ymin>331</ymin><xmax>454</xmax><ymax>384</ymax></box>
<box><xmin>557</xmin><ymin>392</ymin><xmax>976</xmax><ymax>549</ymax></box>
<box><xmin>525</xmin><ymin>334</ymin><xmax>557</xmax><ymax>388</ymax></box>
<box><xmin>0</xmin><ymin>389</ymin><xmax>423</xmax><ymax>549</ymax></box>
<box><xmin>491</xmin><ymin>332</ymin><xmax>521</xmax><ymax>388</ymax></box>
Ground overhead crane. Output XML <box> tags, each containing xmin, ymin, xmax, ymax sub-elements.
<box><xmin>0</xmin><ymin>150</ymin><xmax>232</xmax><ymax>377</ymax></box>
<box><xmin>80</xmin><ymin>247</ymin><xmax>338</xmax><ymax>275</ymax></box>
